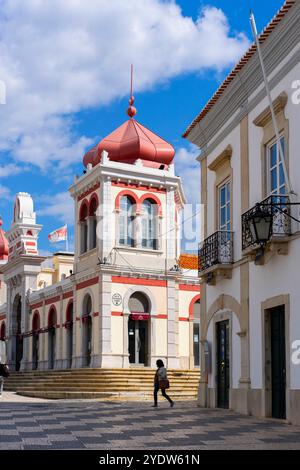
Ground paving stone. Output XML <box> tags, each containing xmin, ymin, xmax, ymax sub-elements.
<box><xmin>0</xmin><ymin>397</ymin><xmax>300</xmax><ymax>449</ymax></box>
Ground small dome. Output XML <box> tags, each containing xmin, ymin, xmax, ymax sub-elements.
<box><xmin>0</xmin><ymin>218</ymin><xmax>8</xmax><ymax>261</ymax></box>
<box><xmin>83</xmin><ymin>119</ymin><xmax>175</xmax><ymax>168</ymax></box>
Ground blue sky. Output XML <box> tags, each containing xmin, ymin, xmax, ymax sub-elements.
<box><xmin>0</xmin><ymin>0</ymin><xmax>284</xmax><ymax>254</ymax></box>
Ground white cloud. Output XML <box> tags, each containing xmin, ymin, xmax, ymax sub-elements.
<box><xmin>0</xmin><ymin>184</ymin><xmax>11</xmax><ymax>201</ymax></box>
<box><xmin>37</xmin><ymin>192</ymin><xmax>74</xmax><ymax>225</ymax></box>
<box><xmin>175</xmin><ymin>144</ymin><xmax>200</xmax><ymax>206</ymax></box>
<box><xmin>0</xmin><ymin>163</ymin><xmax>26</xmax><ymax>177</ymax></box>
<box><xmin>0</xmin><ymin>0</ymin><xmax>250</xmax><ymax>170</ymax></box>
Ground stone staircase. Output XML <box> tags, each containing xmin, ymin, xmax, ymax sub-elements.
<box><xmin>4</xmin><ymin>368</ymin><xmax>200</xmax><ymax>401</ymax></box>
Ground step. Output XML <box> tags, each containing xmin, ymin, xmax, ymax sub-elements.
<box><xmin>16</xmin><ymin>390</ymin><xmax>198</xmax><ymax>400</ymax></box>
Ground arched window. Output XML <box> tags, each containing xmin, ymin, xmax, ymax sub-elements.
<box><xmin>48</xmin><ymin>307</ymin><xmax>57</xmax><ymax>329</ymax></box>
<box><xmin>141</xmin><ymin>199</ymin><xmax>158</xmax><ymax>250</ymax></box>
<box><xmin>79</xmin><ymin>202</ymin><xmax>88</xmax><ymax>254</ymax></box>
<box><xmin>129</xmin><ymin>292</ymin><xmax>150</xmax><ymax>314</ymax></box>
<box><xmin>0</xmin><ymin>322</ymin><xmax>5</xmax><ymax>340</ymax></box>
<box><xmin>119</xmin><ymin>196</ymin><xmax>135</xmax><ymax>247</ymax></box>
<box><xmin>82</xmin><ymin>294</ymin><xmax>92</xmax><ymax>367</ymax></box>
<box><xmin>32</xmin><ymin>312</ymin><xmax>40</xmax><ymax>332</ymax></box>
<box><xmin>192</xmin><ymin>299</ymin><xmax>200</xmax><ymax>367</ymax></box>
<box><xmin>83</xmin><ymin>293</ymin><xmax>92</xmax><ymax>317</ymax></box>
<box><xmin>48</xmin><ymin>307</ymin><xmax>57</xmax><ymax>370</ymax></box>
<box><xmin>89</xmin><ymin>196</ymin><xmax>98</xmax><ymax>250</ymax></box>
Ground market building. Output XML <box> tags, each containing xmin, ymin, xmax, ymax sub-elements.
<box><xmin>0</xmin><ymin>93</ymin><xmax>200</xmax><ymax>373</ymax></box>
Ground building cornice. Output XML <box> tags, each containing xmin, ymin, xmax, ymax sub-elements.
<box><xmin>183</xmin><ymin>0</ymin><xmax>297</xmax><ymax>140</ymax></box>
<box><xmin>186</xmin><ymin>1</ymin><xmax>300</xmax><ymax>153</ymax></box>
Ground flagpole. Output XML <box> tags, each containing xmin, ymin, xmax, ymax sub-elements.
<box><xmin>250</xmin><ymin>11</ymin><xmax>294</xmax><ymax>196</ymax></box>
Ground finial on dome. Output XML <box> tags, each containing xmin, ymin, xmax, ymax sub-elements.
<box><xmin>127</xmin><ymin>64</ymin><xmax>137</xmax><ymax>118</ymax></box>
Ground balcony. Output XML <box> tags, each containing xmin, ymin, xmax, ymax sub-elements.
<box><xmin>242</xmin><ymin>194</ymin><xmax>292</xmax><ymax>258</ymax></box>
<box><xmin>198</xmin><ymin>231</ymin><xmax>234</xmax><ymax>284</ymax></box>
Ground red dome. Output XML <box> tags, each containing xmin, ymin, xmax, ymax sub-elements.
<box><xmin>0</xmin><ymin>218</ymin><xmax>8</xmax><ymax>261</ymax></box>
<box><xmin>83</xmin><ymin>119</ymin><xmax>175</xmax><ymax>169</ymax></box>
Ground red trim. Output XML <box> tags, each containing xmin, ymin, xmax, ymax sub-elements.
<box><xmin>32</xmin><ymin>311</ymin><xmax>40</xmax><ymax>331</ymax></box>
<box><xmin>111</xmin><ymin>311</ymin><xmax>123</xmax><ymax>316</ymax></box>
<box><xmin>179</xmin><ymin>317</ymin><xmax>189</xmax><ymax>322</ymax></box>
<box><xmin>112</xmin><ymin>181</ymin><xmax>166</xmax><ymax>194</ymax></box>
<box><xmin>89</xmin><ymin>193</ymin><xmax>99</xmax><ymax>216</ymax></box>
<box><xmin>156</xmin><ymin>314</ymin><xmax>167</xmax><ymax>319</ymax></box>
<box><xmin>78</xmin><ymin>182</ymin><xmax>100</xmax><ymax>202</ymax></box>
<box><xmin>179</xmin><ymin>284</ymin><xmax>200</xmax><ymax>292</ymax></box>
<box><xmin>0</xmin><ymin>321</ymin><xmax>6</xmax><ymax>341</ymax></box>
<box><xmin>0</xmin><ymin>314</ymin><xmax>6</xmax><ymax>321</ymax></box>
<box><xmin>76</xmin><ymin>277</ymin><xmax>98</xmax><ymax>291</ymax></box>
<box><xmin>27</xmin><ymin>250</ymin><xmax>38</xmax><ymax>254</ymax></box>
<box><xmin>140</xmin><ymin>193</ymin><xmax>162</xmax><ymax>216</ymax></box>
<box><xmin>45</xmin><ymin>295</ymin><xmax>60</xmax><ymax>306</ymax></box>
<box><xmin>112</xmin><ymin>276</ymin><xmax>167</xmax><ymax>287</ymax></box>
<box><xmin>76</xmin><ymin>316</ymin><xmax>81</xmax><ymax>321</ymax></box>
<box><xmin>92</xmin><ymin>312</ymin><xmax>99</xmax><ymax>317</ymax></box>
<box><xmin>63</xmin><ymin>291</ymin><xmax>73</xmax><ymax>300</ymax></box>
<box><xmin>16</xmin><ymin>242</ymin><xmax>21</xmax><ymax>248</ymax></box>
<box><xmin>189</xmin><ymin>294</ymin><xmax>201</xmax><ymax>320</ymax></box>
<box><xmin>25</xmin><ymin>242</ymin><xmax>36</xmax><ymax>246</ymax></box>
<box><xmin>79</xmin><ymin>199</ymin><xmax>89</xmax><ymax>221</ymax></box>
<box><xmin>66</xmin><ymin>300</ymin><xmax>73</xmax><ymax>323</ymax></box>
<box><xmin>31</xmin><ymin>301</ymin><xmax>43</xmax><ymax>309</ymax></box>
<box><xmin>130</xmin><ymin>313</ymin><xmax>150</xmax><ymax>321</ymax></box>
<box><xmin>115</xmin><ymin>190</ymin><xmax>139</xmax><ymax>211</ymax></box>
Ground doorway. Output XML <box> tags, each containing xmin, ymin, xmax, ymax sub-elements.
<box><xmin>128</xmin><ymin>317</ymin><xmax>148</xmax><ymax>365</ymax></box>
<box><xmin>216</xmin><ymin>320</ymin><xmax>230</xmax><ymax>409</ymax></box>
<box><xmin>48</xmin><ymin>308</ymin><xmax>56</xmax><ymax>370</ymax></box>
<box><xmin>270</xmin><ymin>306</ymin><xmax>286</xmax><ymax>419</ymax></box>
<box><xmin>192</xmin><ymin>299</ymin><xmax>200</xmax><ymax>367</ymax></box>
<box><xmin>12</xmin><ymin>295</ymin><xmax>23</xmax><ymax>371</ymax></box>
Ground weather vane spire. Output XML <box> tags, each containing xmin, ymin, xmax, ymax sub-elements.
<box><xmin>127</xmin><ymin>64</ymin><xmax>137</xmax><ymax>118</ymax></box>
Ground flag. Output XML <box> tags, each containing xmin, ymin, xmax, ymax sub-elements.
<box><xmin>48</xmin><ymin>225</ymin><xmax>67</xmax><ymax>243</ymax></box>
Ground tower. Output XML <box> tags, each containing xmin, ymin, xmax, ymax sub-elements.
<box><xmin>69</xmin><ymin>75</ymin><xmax>185</xmax><ymax>368</ymax></box>
<box><xmin>2</xmin><ymin>193</ymin><xmax>45</xmax><ymax>370</ymax></box>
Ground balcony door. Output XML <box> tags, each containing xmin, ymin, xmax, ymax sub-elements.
<box><xmin>218</xmin><ymin>180</ymin><xmax>231</xmax><ymax>232</ymax></box>
<box><xmin>267</xmin><ymin>136</ymin><xmax>286</xmax><ymax>196</ymax></box>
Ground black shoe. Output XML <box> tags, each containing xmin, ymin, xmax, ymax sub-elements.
<box><xmin>170</xmin><ymin>402</ymin><xmax>174</xmax><ymax>408</ymax></box>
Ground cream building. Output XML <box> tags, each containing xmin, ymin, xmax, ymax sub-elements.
<box><xmin>0</xmin><ymin>95</ymin><xmax>200</xmax><ymax>373</ymax></box>
<box><xmin>184</xmin><ymin>0</ymin><xmax>300</xmax><ymax>425</ymax></box>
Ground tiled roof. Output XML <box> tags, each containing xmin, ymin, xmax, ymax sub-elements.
<box><xmin>179</xmin><ymin>254</ymin><xmax>198</xmax><ymax>270</ymax></box>
<box><xmin>183</xmin><ymin>0</ymin><xmax>296</xmax><ymax>138</ymax></box>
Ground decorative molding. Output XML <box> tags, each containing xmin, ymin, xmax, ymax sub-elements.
<box><xmin>253</xmin><ymin>92</ymin><xmax>288</xmax><ymax>127</ymax></box>
<box><xmin>208</xmin><ymin>145</ymin><xmax>232</xmax><ymax>172</ymax></box>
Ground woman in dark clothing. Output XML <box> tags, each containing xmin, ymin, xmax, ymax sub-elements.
<box><xmin>152</xmin><ymin>359</ymin><xmax>174</xmax><ymax>407</ymax></box>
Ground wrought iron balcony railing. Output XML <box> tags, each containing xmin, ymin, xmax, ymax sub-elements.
<box><xmin>242</xmin><ymin>194</ymin><xmax>291</xmax><ymax>251</ymax></box>
<box><xmin>198</xmin><ymin>231</ymin><xmax>234</xmax><ymax>275</ymax></box>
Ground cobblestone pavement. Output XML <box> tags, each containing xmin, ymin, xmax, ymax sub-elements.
<box><xmin>0</xmin><ymin>393</ymin><xmax>300</xmax><ymax>449</ymax></box>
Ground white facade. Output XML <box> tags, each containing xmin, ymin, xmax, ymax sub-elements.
<box><xmin>185</xmin><ymin>0</ymin><xmax>300</xmax><ymax>425</ymax></box>
<box><xmin>0</xmin><ymin>138</ymin><xmax>200</xmax><ymax>373</ymax></box>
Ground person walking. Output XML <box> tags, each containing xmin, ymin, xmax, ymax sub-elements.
<box><xmin>0</xmin><ymin>363</ymin><xmax>9</xmax><ymax>397</ymax></box>
<box><xmin>152</xmin><ymin>359</ymin><xmax>174</xmax><ymax>408</ymax></box>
